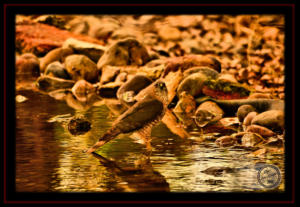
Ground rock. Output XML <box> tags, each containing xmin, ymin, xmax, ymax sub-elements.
<box><xmin>183</xmin><ymin>66</ymin><xmax>220</xmax><ymax>79</ymax></box>
<box><xmin>237</xmin><ymin>104</ymin><xmax>256</xmax><ymax>122</ymax></box>
<box><xmin>177</xmin><ymin>72</ymin><xmax>208</xmax><ymax>97</ymax></box>
<box><xmin>115</xmin><ymin>72</ymin><xmax>128</xmax><ymax>83</ymax></box>
<box><xmin>97</xmin><ymin>38</ymin><xmax>150</xmax><ymax>70</ymax></box>
<box><xmin>248</xmin><ymin>93</ymin><xmax>272</xmax><ymax>99</ymax></box>
<box><xmin>162</xmin><ymin>55</ymin><xmax>221</xmax><ymax>78</ymax></box>
<box><xmin>194</xmin><ymin>101</ymin><xmax>224</xmax><ymax>127</ymax></box>
<box><xmin>251</xmin><ymin>110</ymin><xmax>284</xmax><ymax>131</ymax></box>
<box><xmin>241</xmin><ymin>132</ymin><xmax>263</xmax><ymax>147</ymax></box>
<box><xmin>40</xmin><ymin>47</ymin><xmax>73</xmax><ymax>72</ymax></box>
<box><xmin>217</xmin><ymin>73</ymin><xmax>238</xmax><ymax>83</ymax></box>
<box><xmin>44</xmin><ymin>61</ymin><xmax>71</xmax><ymax>79</ymax></box>
<box><xmin>65</xmin><ymin>54</ymin><xmax>98</xmax><ymax>82</ymax></box>
<box><xmin>63</xmin><ymin>38</ymin><xmax>106</xmax><ymax>62</ymax></box>
<box><xmin>117</xmin><ymin>75</ymin><xmax>153</xmax><ymax>106</ymax></box>
<box><xmin>202</xmin><ymin>79</ymin><xmax>251</xmax><ymax>100</ymax></box>
<box><xmin>68</xmin><ymin>116</ymin><xmax>91</xmax><ymax>135</ymax></box>
<box><xmin>97</xmin><ymin>82</ymin><xmax>123</xmax><ymax>98</ymax></box>
<box><xmin>246</xmin><ymin>124</ymin><xmax>276</xmax><ymax>137</ymax></box>
<box><xmin>16</xmin><ymin>21</ymin><xmax>104</xmax><ymax>56</ymax></box>
<box><xmin>158</xmin><ymin>26</ymin><xmax>181</xmax><ymax>41</ymax></box>
<box><xmin>243</xmin><ymin>111</ymin><xmax>258</xmax><ymax>126</ymax></box>
<box><xmin>16</xmin><ymin>95</ymin><xmax>28</xmax><ymax>103</ymax></box>
<box><xmin>215</xmin><ymin>136</ymin><xmax>237</xmax><ymax>147</ymax></box>
<box><xmin>71</xmin><ymin>80</ymin><xmax>96</xmax><ymax>102</ymax></box>
<box><xmin>99</xmin><ymin>65</ymin><xmax>120</xmax><ymax>84</ymax></box>
<box><xmin>173</xmin><ymin>92</ymin><xmax>197</xmax><ymax>128</ymax></box>
<box><xmin>15</xmin><ymin>53</ymin><xmax>40</xmax><ymax>76</ymax></box>
<box><xmin>36</xmin><ymin>75</ymin><xmax>75</xmax><ymax>92</ymax></box>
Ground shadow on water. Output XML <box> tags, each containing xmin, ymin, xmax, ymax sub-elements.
<box><xmin>15</xmin><ymin>89</ymin><xmax>285</xmax><ymax>192</ymax></box>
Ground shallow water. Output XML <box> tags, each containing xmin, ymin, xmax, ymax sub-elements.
<box><xmin>15</xmin><ymin>89</ymin><xmax>285</xmax><ymax>192</ymax></box>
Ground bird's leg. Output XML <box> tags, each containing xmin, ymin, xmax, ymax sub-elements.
<box><xmin>137</xmin><ymin>124</ymin><xmax>153</xmax><ymax>157</ymax></box>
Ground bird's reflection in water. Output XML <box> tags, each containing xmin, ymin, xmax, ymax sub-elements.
<box><xmin>92</xmin><ymin>152</ymin><xmax>170</xmax><ymax>192</ymax></box>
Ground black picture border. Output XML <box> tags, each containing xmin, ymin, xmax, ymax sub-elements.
<box><xmin>2</xmin><ymin>3</ymin><xmax>296</xmax><ymax>205</ymax></box>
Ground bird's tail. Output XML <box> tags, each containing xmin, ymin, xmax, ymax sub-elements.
<box><xmin>85</xmin><ymin>127</ymin><xmax>121</xmax><ymax>154</ymax></box>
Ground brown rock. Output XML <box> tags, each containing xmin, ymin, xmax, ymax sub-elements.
<box><xmin>16</xmin><ymin>21</ymin><xmax>104</xmax><ymax>56</ymax></box>
<box><xmin>65</xmin><ymin>54</ymin><xmax>98</xmax><ymax>82</ymax></box>
<box><xmin>243</xmin><ymin>111</ymin><xmax>258</xmax><ymax>126</ymax></box>
<box><xmin>241</xmin><ymin>132</ymin><xmax>262</xmax><ymax>147</ymax></box>
<box><xmin>16</xmin><ymin>53</ymin><xmax>40</xmax><ymax>76</ymax></box>
<box><xmin>162</xmin><ymin>55</ymin><xmax>221</xmax><ymax>77</ymax></box>
<box><xmin>236</xmin><ymin>104</ymin><xmax>256</xmax><ymax>122</ymax></box>
<box><xmin>71</xmin><ymin>80</ymin><xmax>96</xmax><ymax>102</ymax></box>
<box><xmin>251</xmin><ymin>110</ymin><xmax>284</xmax><ymax>131</ymax></box>
<box><xmin>246</xmin><ymin>124</ymin><xmax>276</xmax><ymax>137</ymax></box>
<box><xmin>36</xmin><ymin>75</ymin><xmax>75</xmax><ymax>92</ymax></box>
<box><xmin>40</xmin><ymin>47</ymin><xmax>74</xmax><ymax>72</ymax></box>
<box><xmin>215</xmin><ymin>136</ymin><xmax>237</xmax><ymax>147</ymax></box>
<box><xmin>97</xmin><ymin>38</ymin><xmax>150</xmax><ymax>70</ymax></box>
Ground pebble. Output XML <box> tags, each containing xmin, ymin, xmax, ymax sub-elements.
<box><xmin>45</xmin><ymin>61</ymin><xmax>71</xmax><ymax>79</ymax></box>
<box><xmin>236</xmin><ymin>104</ymin><xmax>256</xmax><ymax>122</ymax></box>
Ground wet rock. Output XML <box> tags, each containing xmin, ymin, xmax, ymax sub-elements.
<box><xmin>217</xmin><ymin>73</ymin><xmax>238</xmax><ymax>83</ymax></box>
<box><xmin>251</xmin><ymin>110</ymin><xmax>284</xmax><ymax>131</ymax></box>
<box><xmin>194</xmin><ymin>101</ymin><xmax>224</xmax><ymax>127</ymax></box>
<box><xmin>36</xmin><ymin>75</ymin><xmax>75</xmax><ymax>92</ymax></box>
<box><xmin>264</xmin><ymin>137</ymin><xmax>284</xmax><ymax>147</ymax></box>
<box><xmin>16</xmin><ymin>53</ymin><xmax>40</xmax><ymax>76</ymax></box>
<box><xmin>68</xmin><ymin>116</ymin><xmax>91</xmax><ymax>135</ymax></box>
<box><xmin>243</xmin><ymin>111</ymin><xmax>258</xmax><ymax>126</ymax></box>
<box><xmin>40</xmin><ymin>47</ymin><xmax>73</xmax><ymax>72</ymax></box>
<box><xmin>177</xmin><ymin>72</ymin><xmax>208</xmax><ymax>97</ymax></box>
<box><xmin>246</xmin><ymin>124</ymin><xmax>276</xmax><ymax>138</ymax></box>
<box><xmin>215</xmin><ymin>136</ymin><xmax>237</xmax><ymax>147</ymax></box>
<box><xmin>117</xmin><ymin>75</ymin><xmax>153</xmax><ymax>106</ymax></box>
<box><xmin>173</xmin><ymin>92</ymin><xmax>197</xmax><ymax>128</ymax></box>
<box><xmin>158</xmin><ymin>26</ymin><xmax>181</xmax><ymax>41</ymax></box>
<box><xmin>16</xmin><ymin>95</ymin><xmax>28</xmax><ymax>103</ymax></box>
<box><xmin>65</xmin><ymin>54</ymin><xmax>98</xmax><ymax>82</ymax></box>
<box><xmin>202</xmin><ymin>79</ymin><xmax>250</xmax><ymax>100</ymax></box>
<box><xmin>97</xmin><ymin>82</ymin><xmax>123</xmax><ymax>98</ymax></box>
<box><xmin>71</xmin><ymin>80</ymin><xmax>96</xmax><ymax>102</ymax></box>
<box><xmin>183</xmin><ymin>66</ymin><xmax>220</xmax><ymax>79</ymax></box>
<box><xmin>237</xmin><ymin>104</ymin><xmax>256</xmax><ymax>122</ymax></box>
<box><xmin>100</xmin><ymin>65</ymin><xmax>120</xmax><ymax>84</ymax></box>
<box><xmin>115</xmin><ymin>72</ymin><xmax>128</xmax><ymax>83</ymax></box>
<box><xmin>163</xmin><ymin>55</ymin><xmax>221</xmax><ymax>77</ymax></box>
<box><xmin>16</xmin><ymin>21</ymin><xmax>103</xmax><ymax>56</ymax></box>
<box><xmin>201</xmin><ymin>166</ymin><xmax>235</xmax><ymax>176</ymax></box>
<box><xmin>241</xmin><ymin>132</ymin><xmax>263</xmax><ymax>148</ymax></box>
<box><xmin>44</xmin><ymin>61</ymin><xmax>71</xmax><ymax>79</ymax></box>
<box><xmin>248</xmin><ymin>92</ymin><xmax>271</xmax><ymax>99</ymax></box>
<box><xmin>97</xmin><ymin>38</ymin><xmax>150</xmax><ymax>70</ymax></box>
<box><xmin>63</xmin><ymin>38</ymin><xmax>106</xmax><ymax>62</ymax></box>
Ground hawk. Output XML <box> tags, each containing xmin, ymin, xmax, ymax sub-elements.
<box><xmin>86</xmin><ymin>80</ymin><xmax>168</xmax><ymax>154</ymax></box>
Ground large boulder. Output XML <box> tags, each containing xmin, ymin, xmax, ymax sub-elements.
<box><xmin>63</xmin><ymin>38</ymin><xmax>106</xmax><ymax>62</ymax></box>
<box><xmin>97</xmin><ymin>38</ymin><xmax>150</xmax><ymax>70</ymax></box>
<box><xmin>251</xmin><ymin>110</ymin><xmax>284</xmax><ymax>131</ymax></box>
<box><xmin>65</xmin><ymin>54</ymin><xmax>98</xmax><ymax>82</ymax></box>
<box><xmin>44</xmin><ymin>61</ymin><xmax>71</xmax><ymax>79</ymax></box>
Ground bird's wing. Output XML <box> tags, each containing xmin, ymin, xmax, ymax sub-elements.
<box><xmin>114</xmin><ymin>95</ymin><xmax>164</xmax><ymax>133</ymax></box>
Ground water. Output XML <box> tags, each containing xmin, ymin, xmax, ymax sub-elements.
<box><xmin>15</xmin><ymin>89</ymin><xmax>285</xmax><ymax>192</ymax></box>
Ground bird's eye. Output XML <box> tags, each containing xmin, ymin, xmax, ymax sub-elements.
<box><xmin>159</xmin><ymin>83</ymin><xmax>164</xmax><ymax>89</ymax></box>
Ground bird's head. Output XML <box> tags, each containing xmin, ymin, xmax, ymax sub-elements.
<box><xmin>153</xmin><ymin>80</ymin><xmax>168</xmax><ymax>104</ymax></box>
